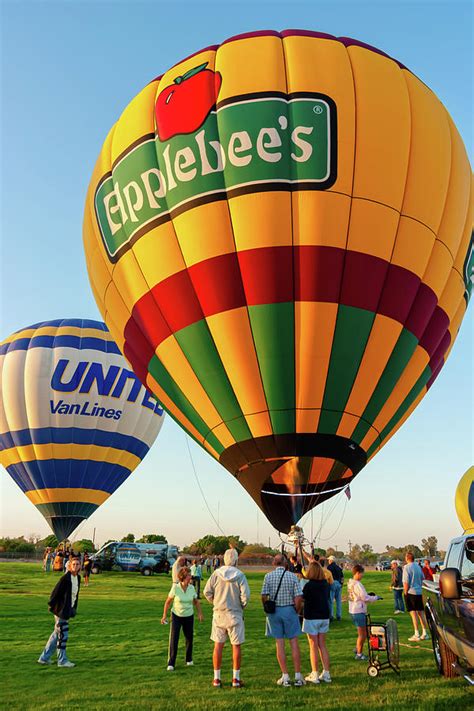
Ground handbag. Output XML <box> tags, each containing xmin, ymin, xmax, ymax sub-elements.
<box><xmin>263</xmin><ymin>570</ymin><xmax>286</xmax><ymax>614</ymax></box>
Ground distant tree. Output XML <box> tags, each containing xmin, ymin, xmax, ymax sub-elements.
<box><xmin>122</xmin><ymin>533</ymin><xmax>135</xmax><ymax>542</ymax></box>
<box><xmin>421</xmin><ymin>536</ymin><xmax>438</xmax><ymax>557</ymax></box>
<box><xmin>241</xmin><ymin>543</ymin><xmax>274</xmax><ymax>556</ymax></box>
<box><xmin>402</xmin><ymin>544</ymin><xmax>423</xmax><ymax>559</ymax></box>
<box><xmin>137</xmin><ymin>534</ymin><xmax>167</xmax><ymax>544</ymax></box>
<box><xmin>72</xmin><ymin>539</ymin><xmax>95</xmax><ymax>553</ymax></box>
<box><xmin>0</xmin><ymin>536</ymin><xmax>35</xmax><ymax>553</ymax></box>
<box><xmin>186</xmin><ymin>534</ymin><xmax>247</xmax><ymax>555</ymax></box>
<box><xmin>39</xmin><ymin>534</ymin><xmax>59</xmax><ymax>549</ymax></box>
<box><xmin>326</xmin><ymin>547</ymin><xmax>345</xmax><ymax>558</ymax></box>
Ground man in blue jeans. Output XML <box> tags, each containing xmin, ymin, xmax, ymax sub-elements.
<box><xmin>327</xmin><ymin>555</ymin><xmax>344</xmax><ymax>621</ymax></box>
<box><xmin>38</xmin><ymin>556</ymin><xmax>81</xmax><ymax>667</ymax></box>
<box><xmin>261</xmin><ymin>554</ymin><xmax>304</xmax><ymax>687</ymax></box>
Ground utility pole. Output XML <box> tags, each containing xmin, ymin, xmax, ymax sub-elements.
<box><xmin>92</xmin><ymin>527</ymin><xmax>96</xmax><ymax>548</ymax></box>
<box><xmin>348</xmin><ymin>540</ymin><xmax>352</xmax><ymax>558</ymax></box>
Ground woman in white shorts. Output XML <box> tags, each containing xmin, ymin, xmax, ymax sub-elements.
<box><xmin>302</xmin><ymin>562</ymin><xmax>331</xmax><ymax>684</ymax></box>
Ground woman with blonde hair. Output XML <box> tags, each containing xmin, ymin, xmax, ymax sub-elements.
<box><xmin>161</xmin><ymin>566</ymin><xmax>203</xmax><ymax>671</ymax></box>
<box><xmin>302</xmin><ymin>562</ymin><xmax>331</xmax><ymax>684</ymax></box>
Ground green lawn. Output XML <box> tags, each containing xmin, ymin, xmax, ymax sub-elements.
<box><xmin>0</xmin><ymin>563</ymin><xmax>468</xmax><ymax>710</ymax></box>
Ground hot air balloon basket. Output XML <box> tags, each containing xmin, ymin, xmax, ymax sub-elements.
<box><xmin>365</xmin><ymin>615</ymin><xmax>400</xmax><ymax>677</ymax></box>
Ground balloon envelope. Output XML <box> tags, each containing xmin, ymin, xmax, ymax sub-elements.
<box><xmin>0</xmin><ymin>319</ymin><xmax>165</xmax><ymax>540</ymax></box>
<box><xmin>455</xmin><ymin>466</ymin><xmax>474</xmax><ymax>534</ymax></box>
<box><xmin>83</xmin><ymin>30</ymin><xmax>473</xmax><ymax>532</ymax></box>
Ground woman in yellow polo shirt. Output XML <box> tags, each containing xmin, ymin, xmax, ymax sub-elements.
<box><xmin>161</xmin><ymin>566</ymin><xmax>203</xmax><ymax>671</ymax></box>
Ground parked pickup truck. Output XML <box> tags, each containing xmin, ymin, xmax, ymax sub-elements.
<box><xmin>423</xmin><ymin>534</ymin><xmax>474</xmax><ymax>684</ymax></box>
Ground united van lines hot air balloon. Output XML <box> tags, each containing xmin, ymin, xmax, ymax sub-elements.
<box><xmin>0</xmin><ymin>319</ymin><xmax>165</xmax><ymax>540</ymax></box>
<box><xmin>455</xmin><ymin>467</ymin><xmax>474</xmax><ymax>534</ymax></box>
<box><xmin>83</xmin><ymin>30</ymin><xmax>473</xmax><ymax>533</ymax></box>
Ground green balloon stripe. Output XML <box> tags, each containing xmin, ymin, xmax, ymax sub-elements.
<box><xmin>174</xmin><ymin>321</ymin><xmax>252</xmax><ymax>443</ymax></box>
<box><xmin>318</xmin><ymin>305</ymin><xmax>375</xmax><ymax>435</ymax></box>
<box><xmin>35</xmin><ymin>501</ymin><xmax>98</xmax><ymax>518</ymax></box>
<box><xmin>247</xmin><ymin>303</ymin><xmax>296</xmax><ymax>435</ymax></box>
<box><xmin>148</xmin><ymin>354</ymin><xmax>224</xmax><ymax>454</ymax></box>
<box><xmin>366</xmin><ymin>365</ymin><xmax>432</xmax><ymax>459</ymax></box>
<box><xmin>351</xmin><ymin>329</ymin><xmax>418</xmax><ymax>445</ymax></box>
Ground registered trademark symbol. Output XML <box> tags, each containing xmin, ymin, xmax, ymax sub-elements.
<box><xmin>313</xmin><ymin>105</ymin><xmax>323</xmax><ymax>114</ymax></box>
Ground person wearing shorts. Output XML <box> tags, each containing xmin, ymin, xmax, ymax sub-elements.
<box><xmin>347</xmin><ymin>564</ymin><xmax>381</xmax><ymax>660</ymax></box>
<box><xmin>261</xmin><ymin>554</ymin><xmax>304</xmax><ymax>687</ymax></box>
<box><xmin>204</xmin><ymin>548</ymin><xmax>250</xmax><ymax>688</ymax></box>
<box><xmin>302</xmin><ymin>562</ymin><xmax>331</xmax><ymax>684</ymax></box>
<box><xmin>403</xmin><ymin>552</ymin><xmax>429</xmax><ymax>641</ymax></box>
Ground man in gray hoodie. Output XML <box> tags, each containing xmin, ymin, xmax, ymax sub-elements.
<box><xmin>203</xmin><ymin>547</ymin><xmax>250</xmax><ymax>688</ymax></box>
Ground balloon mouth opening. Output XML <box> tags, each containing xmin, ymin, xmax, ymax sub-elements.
<box><xmin>220</xmin><ymin>433</ymin><xmax>367</xmax><ymax>532</ymax></box>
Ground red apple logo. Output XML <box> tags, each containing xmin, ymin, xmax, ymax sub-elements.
<box><xmin>155</xmin><ymin>62</ymin><xmax>222</xmax><ymax>142</ymax></box>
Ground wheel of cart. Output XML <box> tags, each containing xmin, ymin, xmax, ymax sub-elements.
<box><xmin>366</xmin><ymin>615</ymin><xmax>400</xmax><ymax>676</ymax></box>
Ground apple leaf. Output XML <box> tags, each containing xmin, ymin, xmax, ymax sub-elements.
<box><xmin>175</xmin><ymin>62</ymin><xmax>208</xmax><ymax>84</ymax></box>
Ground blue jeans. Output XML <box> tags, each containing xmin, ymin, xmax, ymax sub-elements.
<box><xmin>39</xmin><ymin>616</ymin><xmax>70</xmax><ymax>663</ymax></box>
<box><xmin>393</xmin><ymin>588</ymin><xmax>405</xmax><ymax>612</ymax></box>
<box><xmin>330</xmin><ymin>581</ymin><xmax>342</xmax><ymax>619</ymax></box>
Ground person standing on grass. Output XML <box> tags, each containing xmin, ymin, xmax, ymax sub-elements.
<box><xmin>347</xmin><ymin>564</ymin><xmax>381</xmax><ymax>661</ymax></box>
<box><xmin>403</xmin><ymin>552</ymin><xmax>429</xmax><ymax>641</ymax></box>
<box><xmin>261</xmin><ymin>554</ymin><xmax>305</xmax><ymax>687</ymax></box>
<box><xmin>327</xmin><ymin>555</ymin><xmax>344</xmax><ymax>621</ymax></box>
<box><xmin>302</xmin><ymin>562</ymin><xmax>332</xmax><ymax>684</ymax></box>
<box><xmin>203</xmin><ymin>548</ymin><xmax>250</xmax><ymax>688</ymax></box>
<box><xmin>38</xmin><ymin>555</ymin><xmax>81</xmax><ymax>668</ymax></box>
<box><xmin>422</xmin><ymin>559</ymin><xmax>434</xmax><ymax>581</ymax></box>
<box><xmin>161</xmin><ymin>567</ymin><xmax>203</xmax><ymax>671</ymax></box>
<box><xmin>190</xmin><ymin>558</ymin><xmax>202</xmax><ymax>599</ymax></box>
<box><xmin>82</xmin><ymin>552</ymin><xmax>91</xmax><ymax>587</ymax></box>
<box><xmin>390</xmin><ymin>560</ymin><xmax>405</xmax><ymax>614</ymax></box>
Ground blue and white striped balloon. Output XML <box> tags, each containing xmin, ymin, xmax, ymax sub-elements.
<box><xmin>0</xmin><ymin>319</ymin><xmax>165</xmax><ymax>540</ymax></box>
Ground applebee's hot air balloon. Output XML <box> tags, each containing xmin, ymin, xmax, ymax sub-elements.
<box><xmin>0</xmin><ymin>319</ymin><xmax>165</xmax><ymax>540</ymax></box>
<box><xmin>83</xmin><ymin>30</ymin><xmax>473</xmax><ymax>533</ymax></box>
<box><xmin>455</xmin><ymin>467</ymin><xmax>474</xmax><ymax>534</ymax></box>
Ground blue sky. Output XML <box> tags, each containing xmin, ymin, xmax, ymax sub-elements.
<box><xmin>1</xmin><ymin>0</ymin><xmax>472</xmax><ymax>552</ymax></box>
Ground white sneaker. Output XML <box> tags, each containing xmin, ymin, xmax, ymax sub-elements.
<box><xmin>167</xmin><ymin>665</ymin><xmax>174</xmax><ymax>671</ymax></box>
<box><xmin>276</xmin><ymin>675</ymin><xmax>291</xmax><ymax>687</ymax></box>
<box><xmin>420</xmin><ymin>631</ymin><xmax>430</xmax><ymax>640</ymax></box>
<box><xmin>37</xmin><ymin>658</ymin><xmax>50</xmax><ymax>665</ymax></box>
<box><xmin>355</xmin><ymin>653</ymin><xmax>367</xmax><ymax>661</ymax></box>
<box><xmin>408</xmin><ymin>633</ymin><xmax>420</xmax><ymax>642</ymax></box>
<box><xmin>293</xmin><ymin>676</ymin><xmax>306</xmax><ymax>686</ymax></box>
<box><xmin>186</xmin><ymin>661</ymin><xmax>194</xmax><ymax>666</ymax></box>
<box><xmin>394</xmin><ymin>610</ymin><xmax>401</xmax><ymax>614</ymax></box>
<box><xmin>319</xmin><ymin>670</ymin><xmax>332</xmax><ymax>683</ymax></box>
<box><xmin>57</xmin><ymin>660</ymin><xmax>75</xmax><ymax>668</ymax></box>
<box><xmin>305</xmin><ymin>671</ymin><xmax>319</xmax><ymax>684</ymax></box>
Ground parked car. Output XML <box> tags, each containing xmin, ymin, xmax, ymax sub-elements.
<box><xmin>90</xmin><ymin>541</ymin><xmax>177</xmax><ymax>576</ymax></box>
<box><xmin>423</xmin><ymin>534</ymin><xmax>474</xmax><ymax>683</ymax></box>
<box><xmin>376</xmin><ymin>561</ymin><xmax>391</xmax><ymax>571</ymax></box>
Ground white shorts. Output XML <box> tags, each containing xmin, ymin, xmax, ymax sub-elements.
<box><xmin>211</xmin><ymin>611</ymin><xmax>245</xmax><ymax>645</ymax></box>
<box><xmin>302</xmin><ymin>618</ymin><xmax>330</xmax><ymax>635</ymax></box>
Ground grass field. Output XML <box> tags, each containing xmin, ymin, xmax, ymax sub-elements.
<box><xmin>0</xmin><ymin>563</ymin><xmax>469</xmax><ymax>710</ymax></box>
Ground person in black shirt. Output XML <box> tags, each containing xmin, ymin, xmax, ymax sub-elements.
<box><xmin>289</xmin><ymin>555</ymin><xmax>303</xmax><ymax>576</ymax></box>
<box><xmin>327</xmin><ymin>555</ymin><xmax>344</xmax><ymax>621</ymax></box>
<box><xmin>302</xmin><ymin>562</ymin><xmax>332</xmax><ymax>684</ymax></box>
<box><xmin>38</xmin><ymin>556</ymin><xmax>81</xmax><ymax>668</ymax></box>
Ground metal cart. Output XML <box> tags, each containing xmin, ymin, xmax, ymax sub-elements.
<box><xmin>366</xmin><ymin>615</ymin><xmax>400</xmax><ymax>677</ymax></box>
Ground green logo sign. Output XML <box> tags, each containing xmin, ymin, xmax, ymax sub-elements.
<box><xmin>95</xmin><ymin>93</ymin><xmax>337</xmax><ymax>262</ymax></box>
